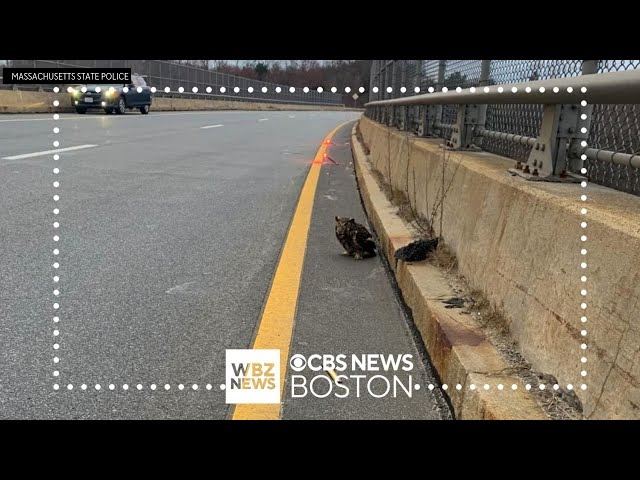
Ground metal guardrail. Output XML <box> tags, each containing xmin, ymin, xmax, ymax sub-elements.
<box><xmin>366</xmin><ymin>70</ymin><xmax>640</xmax><ymax>106</ymax></box>
<box><xmin>367</xmin><ymin>60</ymin><xmax>640</xmax><ymax>195</ymax></box>
<box><xmin>366</xmin><ymin>69</ymin><xmax>640</xmax><ymax>182</ymax></box>
<box><xmin>1</xmin><ymin>60</ymin><xmax>345</xmax><ymax>106</ymax></box>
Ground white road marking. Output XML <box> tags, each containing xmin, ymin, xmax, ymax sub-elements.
<box><xmin>0</xmin><ymin>117</ymin><xmax>59</xmax><ymax>123</ymax></box>
<box><xmin>0</xmin><ymin>110</ymin><xmax>355</xmax><ymax>124</ymax></box>
<box><xmin>0</xmin><ymin>111</ymin><xmax>260</xmax><ymax>123</ymax></box>
<box><xmin>258</xmin><ymin>118</ymin><xmax>269</xmax><ymax>122</ymax></box>
<box><xmin>2</xmin><ymin>144</ymin><xmax>98</xmax><ymax>160</ymax></box>
<box><xmin>200</xmin><ymin>124</ymin><xmax>224</xmax><ymax>129</ymax></box>
<box><xmin>165</xmin><ymin>281</ymin><xmax>198</xmax><ymax>294</ymax></box>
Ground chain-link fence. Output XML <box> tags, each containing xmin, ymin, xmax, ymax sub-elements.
<box><xmin>368</xmin><ymin>60</ymin><xmax>640</xmax><ymax>195</ymax></box>
<box><xmin>1</xmin><ymin>60</ymin><xmax>344</xmax><ymax>106</ymax></box>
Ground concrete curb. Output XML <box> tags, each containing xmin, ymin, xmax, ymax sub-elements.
<box><xmin>350</xmin><ymin>122</ymin><xmax>547</xmax><ymax>420</ymax></box>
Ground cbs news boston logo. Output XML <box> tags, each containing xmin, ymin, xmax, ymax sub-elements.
<box><xmin>225</xmin><ymin>349</ymin><xmax>417</xmax><ymax>404</ymax></box>
<box><xmin>225</xmin><ymin>349</ymin><xmax>280</xmax><ymax>404</ymax></box>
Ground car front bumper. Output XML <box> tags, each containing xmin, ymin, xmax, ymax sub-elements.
<box><xmin>72</xmin><ymin>95</ymin><xmax>119</xmax><ymax>108</ymax></box>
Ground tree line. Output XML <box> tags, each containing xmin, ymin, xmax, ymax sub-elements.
<box><xmin>171</xmin><ymin>60</ymin><xmax>372</xmax><ymax>105</ymax></box>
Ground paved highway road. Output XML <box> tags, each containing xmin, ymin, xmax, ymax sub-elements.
<box><xmin>0</xmin><ymin>110</ymin><xmax>451</xmax><ymax>419</ymax></box>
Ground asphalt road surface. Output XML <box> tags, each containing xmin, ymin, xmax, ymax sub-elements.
<box><xmin>0</xmin><ymin>109</ymin><xmax>452</xmax><ymax>419</ymax></box>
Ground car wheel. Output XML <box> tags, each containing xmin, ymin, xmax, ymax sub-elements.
<box><xmin>116</xmin><ymin>97</ymin><xmax>126</xmax><ymax>115</ymax></box>
<box><xmin>75</xmin><ymin>107</ymin><xmax>86</xmax><ymax>114</ymax></box>
<box><xmin>104</xmin><ymin>108</ymin><xmax>113</xmax><ymax>114</ymax></box>
<box><xmin>140</xmin><ymin>104</ymin><xmax>150</xmax><ymax>115</ymax></box>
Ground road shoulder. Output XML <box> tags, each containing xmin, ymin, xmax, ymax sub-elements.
<box><xmin>281</xmin><ymin>121</ymin><xmax>452</xmax><ymax>420</ymax></box>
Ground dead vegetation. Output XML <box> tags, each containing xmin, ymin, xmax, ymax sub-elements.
<box><xmin>369</xmin><ymin>128</ymin><xmax>462</xmax><ymax>241</ymax></box>
<box><xmin>430</xmin><ymin>242</ymin><xmax>458</xmax><ymax>274</ymax></box>
<box><xmin>401</xmin><ymin>133</ymin><xmax>464</xmax><ymax>241</ymax></box>
<box><xmin>359</xmin><ymin>122</ymin><xmax>584</xmax><ymax>420</ymax></box>
<box><xmin>430</xmin><ymin>248</ymin><xmax>583</xmax><ymax>419</ymax></box>
<box><xmin>355</xmin><ymin>121</ymin><xmax>370</xmax><ymax>155</ymax></box>
<box><xmin>438</xmin><ymin>256</ymin><xmax>584</xmax><ymax>420</ymax></box>
<box><xmin>466</xmin><ymin>289</ymin><xmax>510</xmax><ymax>338</ymax></box>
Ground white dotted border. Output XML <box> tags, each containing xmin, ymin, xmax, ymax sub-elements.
<box><xmin>370</xmin><ymin>86</ymin><xmax>587</xmax><ymax>95</ymax></box>
<box><xmin>579</xmin><ymin>91</ymin><xmax>589</xmax><ymax>393</ymax></box>
<box><xmin>51</xmin><ymin>87</ymin><xmax>62</xmax><ymax>390</ymax></box>
<box><xmin>50</xmin><ymin>84</ymin><xmax>588</xmax><ymax>393</ymax></box>
<box><xmin>56</xmin><ymin>383</ymin><xmax>227</xmax><ymax>392</ymax></box>
<box><xmin>66</xmin><ymin>85</ymin><xmax>367</xmax><ymax>95</ymax></box>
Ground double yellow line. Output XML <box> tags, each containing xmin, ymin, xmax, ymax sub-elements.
<box><xmin>232</xmin><ymin>122</ymin><xmax>348</xmax><ymax>420</ymax></box>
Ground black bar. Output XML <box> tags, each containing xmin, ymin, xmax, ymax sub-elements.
<box><xmin>2</xmin><ymin>68</ymin><xmax>131</xmax><ymax>84</ymax></box>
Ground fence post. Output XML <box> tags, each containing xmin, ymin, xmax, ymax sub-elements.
<box><xmin>410</xmin><ymin>60</ymin><xmax>422</xmax><ymax>134</ymax></box>
<box><xmin>391</xmin><ymin>60</ymin><xmax>397</xmax><ymax>98</ymax></box>
<box><xmin>423</xmin><ymin>60</ymin><xmax>446</xmax><ymax>138</ymax></box>
<box><xmin>378</xmin><ymin>60</ymin><xmax>382</xmax><ymax>101</ymax></box>
<box><xmin>450</xmin><ymin>60</ymin><xmax>492</xmax><ymax>148</ymax></box>
<box><xmin>565</xmin><ymin>60</ymin><xmax>598</xmax><ymax>173</ymax></box>
<box><xmin>388</xmin><ymin>103</ymin><xmax>395</xmax><ymax>127</ymax></box>
<box><xmin>451</xmin><ymin>104</ymin><xmax>488</xmax><ymax>150</ymax></box>
<box><xmin>374</xmin><ymin>61</ymin><xmax>379</xmax><ymax>100</ymax></box>
<box><xmin>582</xmin><ymin>60</ymin><xmax>599</xmax><ymax>75</ymax></box>
<box><xmin>527</xmin><ymin>105</ymin><xmax>588</xmax><ymax>179</ymax></box>
<box><xmin>369</xmin><ymin>60</ymin><xmax>376</xmax><ymax>101</ymax></box>
<box><xmin>480</xmin><ymin>60</ymin><xmax>491</xmax><ymax>86</ymax></box>
<box><xmin>436</xmin><ymin>60</ymin><xmax>446</xmax><ymax>90</ymax></box>
<box><xmin>401</xmin><ymin>105</ymin><xmax>408</xmax><ymax>131</ymax></box>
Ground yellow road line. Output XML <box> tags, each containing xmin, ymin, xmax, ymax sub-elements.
<box><xmin>232</xmin><ymin>122</ymin><xmax>348</xmax><ymax>420</ymax></box>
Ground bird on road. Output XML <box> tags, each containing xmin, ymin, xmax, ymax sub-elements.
<box><xmin>335</xmin><ymin>216</ymin><xmax>377</xmax><ymax>260</ymax></box>
<box><xmin>394</xmin><ymin>238</ymin><xmax>439</xmax><ymax>262</ymax></box>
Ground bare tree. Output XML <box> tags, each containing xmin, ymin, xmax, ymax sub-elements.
<box><xmin>192</xmin><ymin>60</ymin><xmax>210</xmax><ymax>69</ymax></box>
<box><xmin>211</xmin><ymin>60</ymin><xmax>229</xmax><ymax>70</ymax></box>
<box><xmin>166</xmin><ymin>59</ymin><xmax>372</xmax><ymax>98</ymax></box>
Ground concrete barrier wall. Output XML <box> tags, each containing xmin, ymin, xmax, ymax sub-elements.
<box><xmin>359</xmin><ymin>116</ymin><xmax>640</xmax><ymax>419</ymax></box>
<box><xmin>0</xmin><ymin>89</ymin><xmax>349</xmax><ymax>113</ymax></box>
<box><xmin>0</xmin><ymin>90</ymin><xmax>64</xmax><ymax>113</ymax></box>
<box><xmin>151</xmin><ymin>97</ymin><xmax>348</xmax><ymax>112</ymax></box>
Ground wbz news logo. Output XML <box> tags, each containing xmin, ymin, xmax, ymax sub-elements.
<box><xmin>225</xmin><ymin>349</ymin><xmax>280</xmax><ymax>404</ymax></box>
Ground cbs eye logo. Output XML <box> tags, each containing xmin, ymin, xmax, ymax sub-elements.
<box><xmin>290</xmin><ymin>354</ymin><xmax>307</xmax><ymax>371</ymax></box>
<box><xmin>225</xmin><ymin>349</ymin><xmax>280</xmax><ymax>404</ymax></box>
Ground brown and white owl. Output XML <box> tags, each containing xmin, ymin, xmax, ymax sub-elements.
<box><xmin>335</xmin><ymin>216</ymin><xmax>377</xmax><ymax>260</ymax></box>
